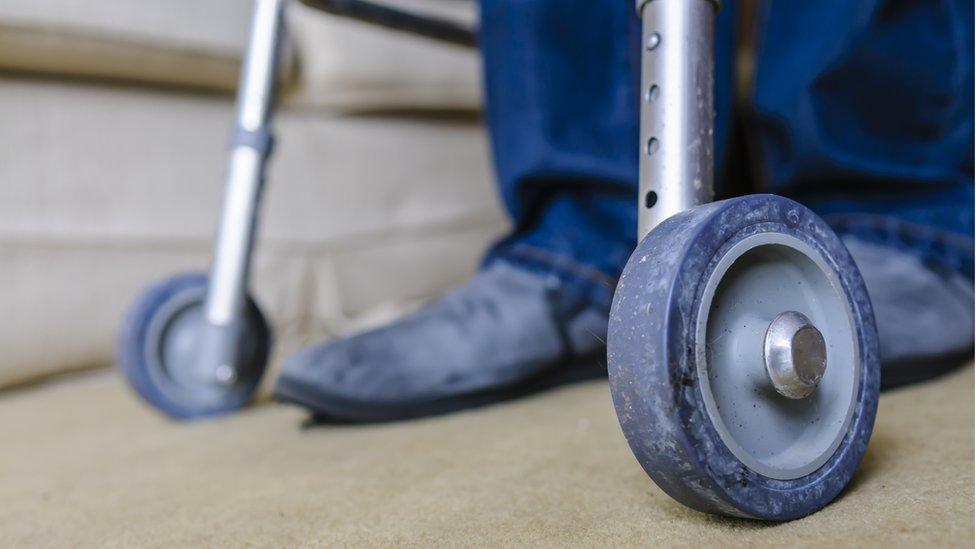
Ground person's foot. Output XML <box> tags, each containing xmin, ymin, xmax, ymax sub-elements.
<box><xmin>842</xmin><ymin>237</ymin><xmax>974</xmax><ymax>389</ymax></box>
<box><xmin>274</xmin><ymin>261</ymin><xmax>609</xmax><ymax>421</ymax></box>
<box><xmin>276</xmin><ymin>235</ymin><xmax>974</xmax><ymax>421</ymax></box>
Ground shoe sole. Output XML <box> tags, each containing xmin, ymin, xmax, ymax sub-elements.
<box><xmin>274</xmin><ymin>351</ymin><xmax>608</xmax><ymax>423</ymax></box>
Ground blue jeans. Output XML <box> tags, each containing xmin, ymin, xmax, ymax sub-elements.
<box><xmin>480</xmin><ymin>0</ymin><xmax>974</xmax><ymax>308</ymax></box>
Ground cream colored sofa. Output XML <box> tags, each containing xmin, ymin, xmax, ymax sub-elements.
<box><xmin>0</xmin><ymin>0</ymin><xmax>507</xmax><ymax>389</ymax></box>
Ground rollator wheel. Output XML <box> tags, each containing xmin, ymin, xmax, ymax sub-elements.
<box><xmin>118</xmin><ymin>272</ymin><xmax>272</xmax><ymax>420</ymax></box>
<box><xmin>608</xmin><ymin>194</ymin><xmax>880</xmax><ymax>520</ymax></box>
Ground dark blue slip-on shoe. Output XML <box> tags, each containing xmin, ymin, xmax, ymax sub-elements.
<box><xmin>274</xmin><ymin>261</ymin><xmax>608</xmax><ymax>421</ymax></box>
<box><xmin>843</xmin><ymin>237</ymin><xmax>974</xmax><ymax>390</ymax></box>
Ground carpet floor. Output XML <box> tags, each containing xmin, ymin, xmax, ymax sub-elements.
<box><xmin>0</xmin><ymin>365</ymin><xmax>972</xmax><ymax>547</ymax></box>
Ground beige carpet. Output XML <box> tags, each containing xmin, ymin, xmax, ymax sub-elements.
<box><xmin>1</xmin><ymin>365</ymin><xmax>972</xmax><ymax>547</ymax></box>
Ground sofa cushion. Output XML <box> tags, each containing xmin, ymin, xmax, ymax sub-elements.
<box><xmin>0</xmin><ymin>0</ymin><xmax>253</xmax><ymax>91</ymax></box>
<box><xmin>285</xmin><ymin>0</ymin><xmax>481</xmax><ymax>110</ymax></box>
<box><xmin>0</xmin><ymin>0</ymin><xmax>480</xmax><ymax>109</ymax></box>
<box><xmin>0</xmin><ymin>76</ymin><xmax>506</xmax><ymax>389</ymax></box>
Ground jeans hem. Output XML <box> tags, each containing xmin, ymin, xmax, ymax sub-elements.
<box><xmin>486</xmin><ymin>243</ymin><xmax>618</xmax><ymax>310</ymax></box>
<box><xmin>487</xmin><ymin>212</ymin><xmax>973</xmax><ymax>312</ymax></box>
<box><xmin>823</xmin><ymin>212</ymin><xmax>974</xmax><ymax>278</ymax></box>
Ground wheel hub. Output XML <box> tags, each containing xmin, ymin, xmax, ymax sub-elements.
<box><xmin>695</xmin><ymin>232</ymin><xmax>860</xmax><ymax>480</ymax></box>
<box><xmin>764</xmin><ymin>311</ymin><xmax>827</xmax><ymax>399</ymax></box>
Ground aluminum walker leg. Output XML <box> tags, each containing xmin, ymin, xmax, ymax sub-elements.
<box><xmin>636</xmin><ymin>0</ymin><xmax>718</xmax><ymax>240</ymax></box>
<box><xmin>200</xmin><ymin>0</ymin><xmax>284</xmax><ymax>383</ymax></box>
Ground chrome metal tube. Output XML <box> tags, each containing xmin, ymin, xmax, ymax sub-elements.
<box><xmin>205</xmin><ymin>0</ymin><xmax>283</xmax><ymax>326</ymax></box>
<box><xmin>637</xmin><ymin>0</ymin><xmax>717</xmax><ymax>241</ymax></box>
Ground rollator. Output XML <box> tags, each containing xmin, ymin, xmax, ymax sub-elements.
<box><xmin>118</xmin><ymin>0</ymin><xmax>878</xmax><ymax>521</ymax></box>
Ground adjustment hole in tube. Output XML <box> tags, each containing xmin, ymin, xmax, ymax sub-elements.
<box><xmin>645</xmin><ymin>191</ymin><xmax>658</xmax><ymax>209</ymax></box>
<box><xmin>645</xmin><ymin>137</ymin><xmax>659</xmax><ymax>156</ymax></box>
<box><xmin>646</xmin><ymin>33</ymin><xmax>661</xmax><ymax>50</ymax></box>
<box><xmin>645</xmin><ymin>84</ymin><xmax>660</xmax><ymax>103</ymax></box>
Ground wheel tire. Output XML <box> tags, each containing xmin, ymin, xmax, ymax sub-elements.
<box><xmin>117</xmin><ymin>272</ymin><xmax>272</xmax><ymax>420</ymax></box>
<box><xmin>608</xmin><ymin>194</ymin><xmax>880</xmax><ymax>520</ymax></box>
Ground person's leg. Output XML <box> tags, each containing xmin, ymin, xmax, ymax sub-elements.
<box><xmin>480</xmin><ymin>0</ymin><xmax>735</xmax><ymax>305</ymax></box>
<box><xmin>274</xmin><ymin>0</ymin><xmax>736</xmax><ymax>419</ymax></box>
<box><xmin>476</xmin><ymin>0</ymin><xmax>639</xmax><ymax>308</ymax></box>
<box><xmin>746</xmin><ymin>0</ymin><xmax>974</xmax><ymax>387</ymax></box>
<box><xmin>275</xmin><ymin>0</ymin><xmax>973</xmax><ymax>421</ymax></box>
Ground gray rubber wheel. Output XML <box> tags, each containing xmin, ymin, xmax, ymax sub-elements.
<box><xmin>608</xmin><ymin>195</ymin><xmax>880</xmax><ymax>520</ymax></box>
<box><xmin>118</xmin><ymin>273</ymin><xmax>272</xmax><ymax>420</ymax></box>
